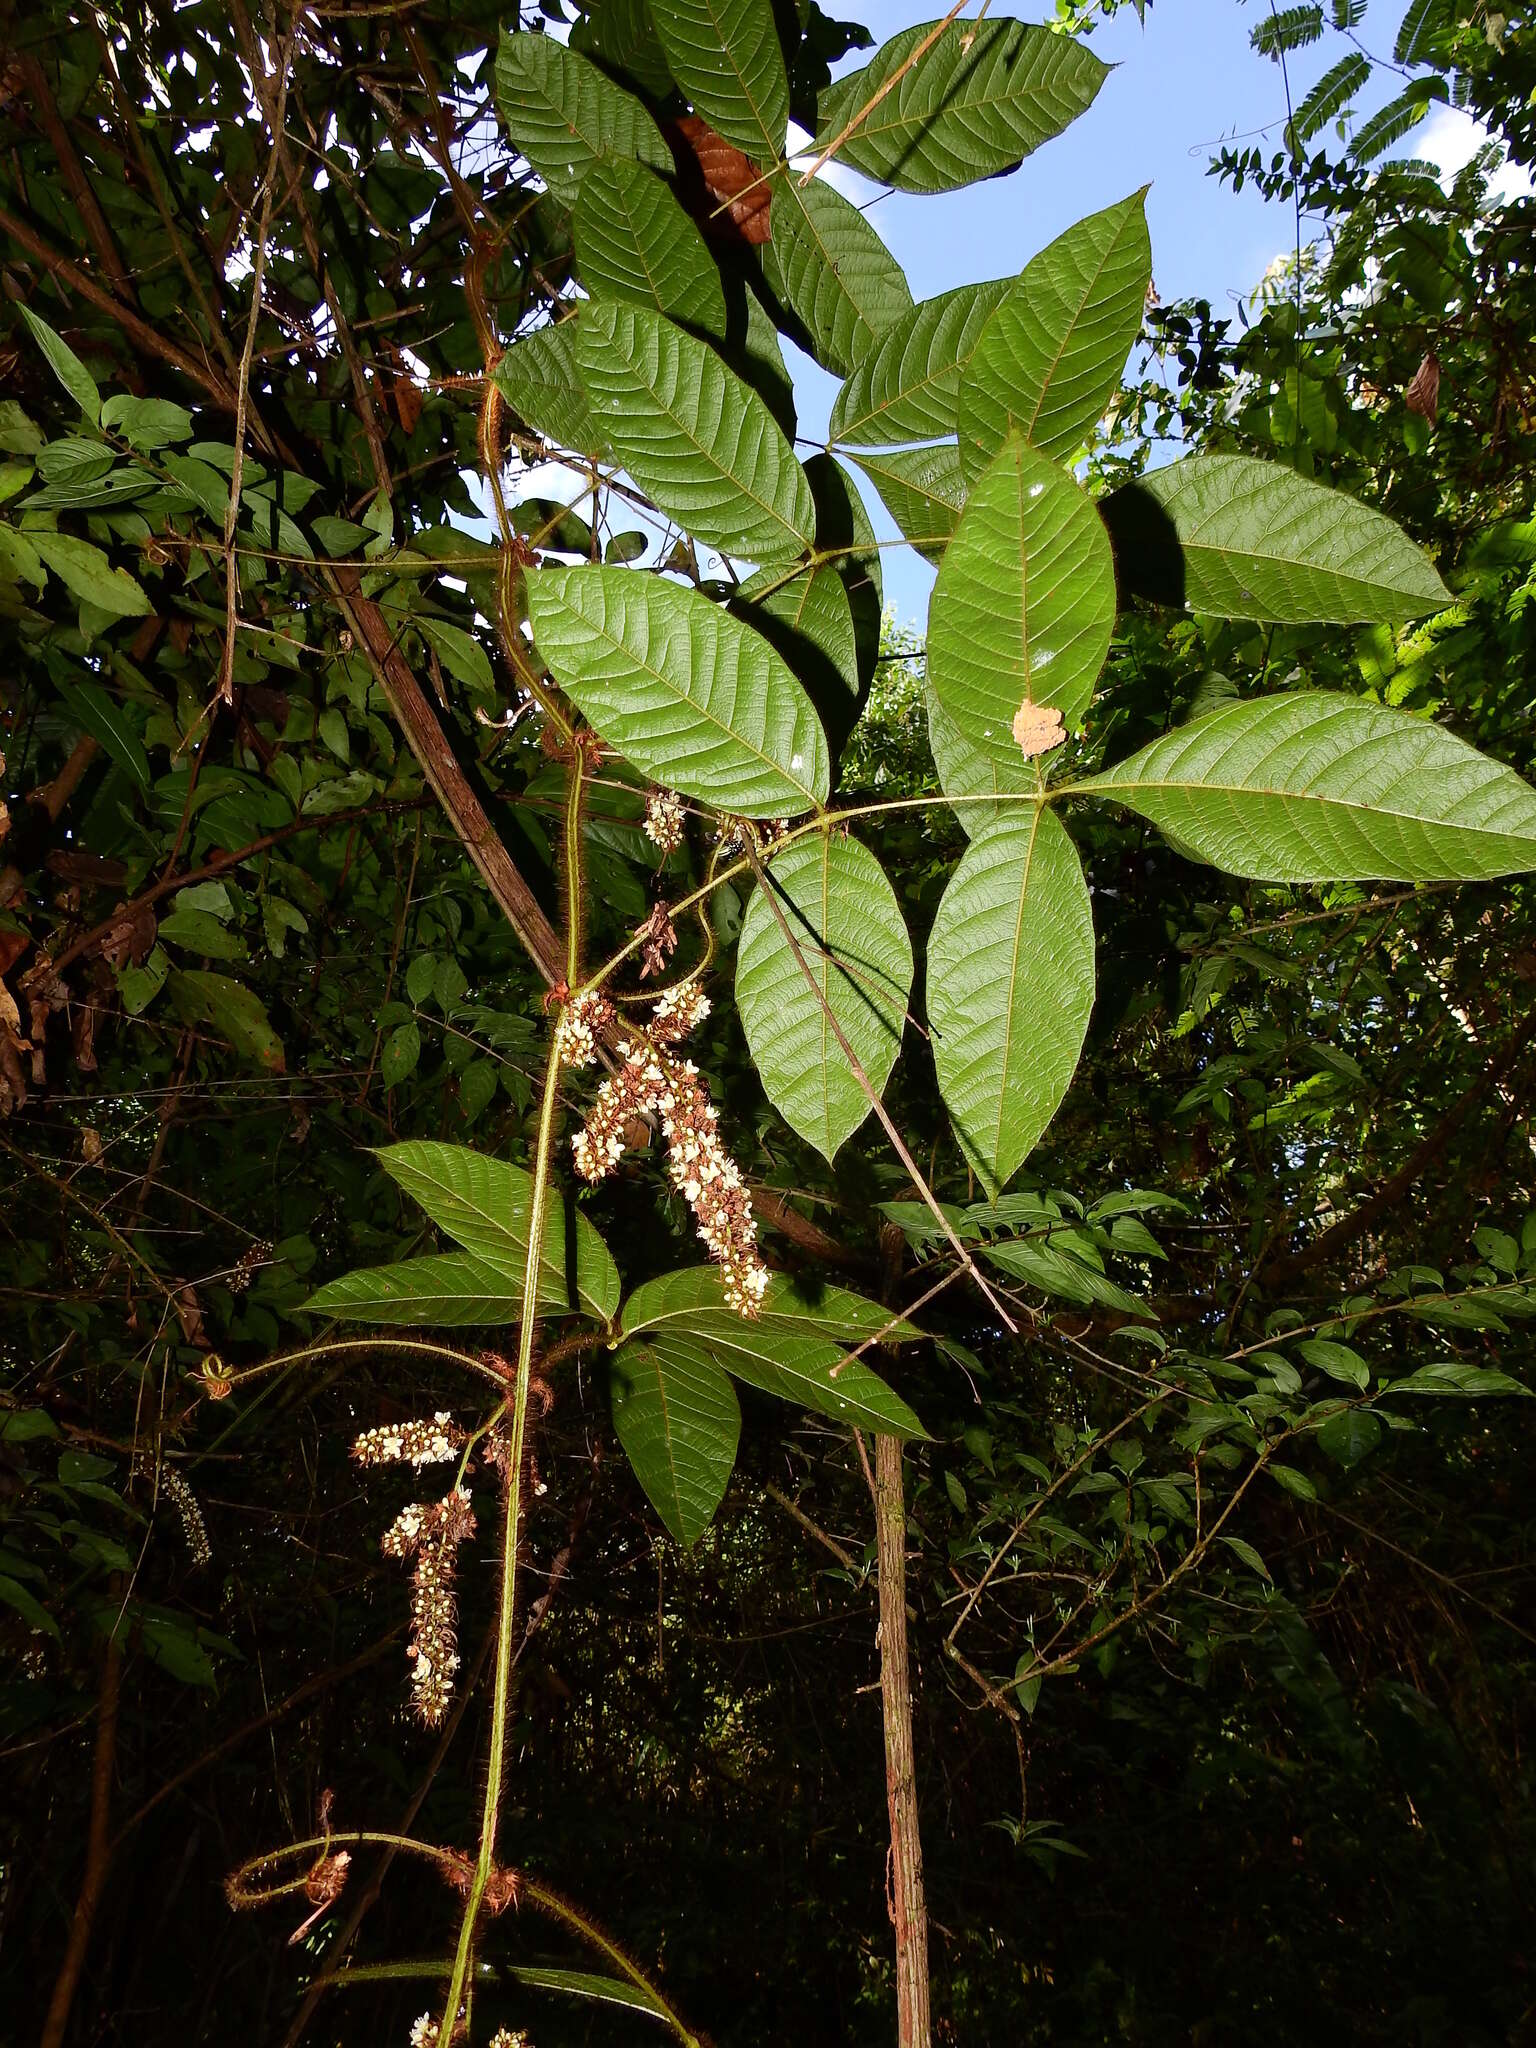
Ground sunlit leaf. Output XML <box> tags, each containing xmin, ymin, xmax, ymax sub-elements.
<box><xmin>649</xmin><ymin>0</ymin><xmax>789</xmax><ymax>162</ymax></box>
<box><xmin>494</xmin><ymin>31</ymin><xmax>673</xmax><ymax>204</ymax></box>
<box><xmin>1083</xmin><ymin>693</ymin><xmax>1536</xmax><ymax>882</ymax></box>
<box><xmin>927</xmin><ymin>809</ymin><xmax>1094</xmax><ymax>1195</ymax></box>
<box><xmin>611</xmin><ymin>1339</ymin><xmax>741</xmax><ymax>1545</ymax></box>
<box><xmin>958</xmin><ymin>192</ymin><xmax>1150</xmax><ymax>477</ymax></box>
<box><xmin>574</xmin><ymin>155</ymin><xmax>728</xmax><ymax>335</ymax></box>
<box><xmin>766</xmin><ymin>173</ymin><xmax>913</xmax><ymax>378</ymax></box>
<box><xmin>830</xmin><ymin>279</ymin><xmax>1012</xmax><ymax>447</ymax></box>
<box><xmin>577</xmin><ymin>300</ymin><xmax>814</xmax><ymax>563</ymax></box>
<box><xmin>528</xmin><ymin>564</ymin><xmax>829</xmax><ymax>815</ymax></box>
<box><xmin>736</xmin><ymin>831</ymin><xmax>913</xmax><ymax>1159</ymax></box>
<box><xmin>812</xmin><ymin>18</ymin><xmax>1107</xmax><ymax>193</ymax></box>
<box><xmin>851</xmin><ymin>441</ymin><xmax>965</xmax><ymax>565</ymax></box>
<box><xmin>928</xmin><ymin>438</ymin><xmax>1115</xmax><ymax>765</ymax></box>
<box><xmin>1099</xmin><ymin>455</ymin><xmax>1451</xmax><ymax>623</ymax></box>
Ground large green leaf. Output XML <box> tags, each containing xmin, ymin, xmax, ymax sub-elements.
<box><xmin>736</xmin><ymin>832</ymin><xmax>913</xmax><ymax>1159</ymax></box>
<box><xmin>569</xmin><ymin>0</ymin><xmax>675</xmax><ymax>99</ymax></box>
<box><xmin>527</xmin><ymin>565</ymin><xmax>829</xmax><ymax>815</ymax></box>
<box><xmin>618</xmin><ymin>1268</ymin><xmax>926</xmax><ymax>1436</ymax></box>
<box><xmin>958</xmin><ymin>193</ymin><xmax>1151</xmax><ymax>478</ymax></box>
<box><xmin>1081</xmin><ymin>692</ymin><xmax>1536</xmax><ymax>883</ymax></box>
<box><xmin>928</xmin><ymin>438</ymin><xmax>1115</xmax><ymax>764</ymax></box>
<box><xmin>926</xmin><ymin>686</ymin><xmax>1031</xmax><ymax>838</ymax></box>
<box><xmin>32</xmin><ymin>533</ymin><xmax>152</xmax><ymax>618</ymax></box>
<box><xmin>577</xmin><ymin>301</ymin><xmax>814</xmax><ymax>564</ymax></box>
<box><xmin>622</xmin><ymin>1264</ymin><xmax>921</xmax><ymax>1345</ymax></box>
<box><xmin>1098</xmin><ymin>454</ymin><xmax>1451</xmax><ymax>623</ymax></box>
<box><xmin>830</xmin><ymin>280</ymin><xmax>1013</xmax><ymax>449</ymax></box>
<box><xmin>980</xmin><ymin>1237</ymin><xmax>1147</xmax><ymax>1316</ymax></box>
<box><xmin>812</xmin><ymin>18</ymin><xmax>1108</xmax><ymax>193</ymax></box>
<box><xmin>494</xmin><ymin>31</ymin><xmax>673</xmax><ymax>204</ymax></box>
<box><xmin>611</xmin><ymin>1340</ymin><xmax>741</xmax><ymax>1545</ymax></box>
<box><xmin>492</xmin><ymin>322</ymin><xmax>604</xmax><ymax>457</ymax></box>
<box><xmin>766</xmin><ymin>174</ymin><xmax>913</xmax><ymax>379</ymax></box>
<box><xmin>735</xmin><ymin>561</ymin><xmax>858</xmax><ymax>733</ymax></box>
<box><xmin>851</xmin><ymin>442</ymin><xmax>965</xmax><ymax>565</ymax></box>
<box><xmin>649</xmin><ymin>0</ymin><xmax>789</xmax><ymax>162</ymax></box>
<box><xmin>304</xmin><ymin>1250</ymin><xmax>544</xmax><ymax>1326</ymax></box>
<box><xmin>574</xmin><ymin>156</ymin><xmax>727</xmax><ymax>335</ymax></box>
<box><xmin>927</xmin><ymin>809</ymin><xmax>1095</xmax><ymax>1194</ymax></box>
<box><xmin>375</xmin><ymin>1141</ymin><xmax>620</xmax><ymax>1321</ymax></box>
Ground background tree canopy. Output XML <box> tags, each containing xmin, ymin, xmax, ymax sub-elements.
<box><xmin>2</xmin><ymin>3</ymin><xmax>1534</xmax><ymax>2045</ymax></box>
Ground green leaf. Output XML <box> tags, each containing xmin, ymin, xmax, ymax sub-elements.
<box><xmin>417</xmin><ymin>617</ymin><xmax>494</xmax><ymax>700</ymax></box>
<box><xmin>958</xmin><ymin>192</ymin><xmax>1151</xmax><ymax>478</ymax></box>
<box><xmin>1099</xmin><ymin>455</ymin><xmax>1450</xmax><ymax>623</ymax></box>
<box><xmin>927</xmin><ymin>809</ymin><xmax>1094</xmax><ymax>1195</ymax></box>
<box><xmin>1221</xmin><ymin>1535</ymin><xmax>1273</xmax><ymax>1581</ymax></box>
<box><xmin>1296</xmin><ymin>1339</ymin><xmax>1369</xmax><ymax>1390</ymax></box>
<box><xmin>20</xmin><ymin>305</ymin><xmax>100</xmax><ymax>424</ymax></box>
<box><xmin>1316</xmin><ymin>1409</ymin><xmax>1381</xmax><ymax>1466</ymax></box>
<box><xmin>381</xmin><ymin>1019</ymin><xmax>421</xmax><ymax>1087</ymax></box>
<box><xmin>492</xmin><ymin>322</ymin><xmax>604</xmax><ymax>457</ymax></box>
<box><xmin>1082</xmin><ymin>693</ymin><xmax>1536</xmax><ymax>883</ymax></box>
<box><xmin>494</xmin><ymin>31</ymin><xmax>673</xmax><ymax>205</ymax></box>
<box><xmin>829</xmin><ymin>279</ymin><xmax>1012</xmax><ymax>447</ymax></box>
<box><xmin>649</xmin><ymin>0</ymin><xmax>789</xmax><ymax>162</ymax></box>
<box><xmin>851</xmin><ymin>441</ymin><xmax>965</xmax><ymax>566</ymax></box>
<box><xmin>611</xmin><ymin>1339</ymin><xmax>741</xmax><ymax>1545</ymax></box>
<box><xmin>577</xmin><ymin>301</ymin><xmax>814</xmax><ymax>563</ymax></box>
<box><xmin>0</xmin><ymin>1575</ymin><xmax>60</xmax><ymax>1638</ymax></box>
<box><xmin>929</xmin><ymin>437</ymin><xmax>1115</xmax><ymax>763</ymax></box>
<box><xmin>575</xmin><ymin>155</ymin><xmax>728</xmax><ymax>335</ymax></box>
<box><xmin>304</xmin><ymin>1250</ymin><xmax>554</xmax><ymax>1326</ymax></box>
<box><xmin>56</xmin><ymin>679</ymin><xmax>151</xmax><ymax>793</ymax></box>
<box><xmin>101</xmin><ymin>395</ymin><xmax>196</xmax><ymax>450</ymax></box>
<box><xmin>766</xmin><ymin>174</ymin><xmax>913</xmax><ymax>379</ymax></box>
<box><xmin>735</xmin><ymin>561</ymin><xmax>858</xmax><ymax>716</ymax></box>
<box><xmin>981</xmin><ymin>1235</ymin><xmax>1146</xmax><ymax>1316</ymax></box>
<box><xmin>31</xmin><ymin>533</ymin><xmax>152</xmax><ymax>618</ymax></box>
<box><xmin>528</xmin><ymin>564</ymin><xmax>829</xmax><ymax>816</ymax></box>
<box><xmin>812</xmin><ymin>18</ymin><xmax>1108</xmax><ymax>193</ymax></box>
<box><xmin>166</xmin><ymin>970</ymin><xmax>285</xmax><ymax>1071</ymax></box>
<box><xmin>507</xmin><ymin>1965</ymin><xmax>670</xmax><ymax>2018</ymax></box>
<box><xmin>805</xmin><ymin>451</ymin><xmax>883</xmax><ymax>705</ymax></box>
<box><xmin>926</xmin><ymin>686</ymin><xmax>1031</xmax><ymax>838</ymax></box>
<box><xmin>618</xmin><ymin>1268</ymin><xmax>927</xmax><ymax>1436</ymax></box>
<box><xmin>736</xmin><ymin>832</ymin><xmax>913</xmax><ymax>1160</ymax></box>
<box><xmin>1266</xmin><ymin>1462</ymin><xmax>1319</xmax><ymax>1502</ymax></box>
<box><xmin>1288</xmin><ymin>52</ymin><xmax>1370</xmax><ymax>151</ymax></box>
<box><xmin>570</xmin><ymin>0</ymin><xmax>675</xmax><ymax>98</ymax></box>
<box><xmin>1382</xmin><ymin>1363</ymin><xmax>1531</xmax><ymax>1399</ymax></box>
<box><xmin>374</xmin><ymin>1140</ymin><xmax>621</xmax><ymax>1323</ymax></box>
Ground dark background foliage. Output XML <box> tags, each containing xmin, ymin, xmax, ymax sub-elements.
<box><xmin>2</xmin><ymin>2</ymin><xmax>1533</xmax><ymax>2043</ymax></box>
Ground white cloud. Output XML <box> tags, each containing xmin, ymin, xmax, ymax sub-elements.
<box><xmin>1410</xmin><ymin>102</ymin><xmax>1532</xmax><ymax>203</ymax></box>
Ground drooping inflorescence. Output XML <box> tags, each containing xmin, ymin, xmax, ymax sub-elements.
<box><xmin>381</xmin><ymin>1487</ymin><xmax>476</xmax><ymax>1726</ymax></box>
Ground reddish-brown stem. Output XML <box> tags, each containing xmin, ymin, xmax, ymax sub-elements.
<box><xmin>875</xmin><ymin>1434</ymin><xmax>932</xmax><ymax>2048</ymax></box>
<box><xmin>39</xmin><ymin>1625</ymin><xmax>122</xmax><ymax>2048</ymax></box>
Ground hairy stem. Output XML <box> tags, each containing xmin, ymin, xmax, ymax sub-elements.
<box><xmin>875</xmin><ymin>1435</ymin><xmax>932</xmax><ymax>2048</ymax></box>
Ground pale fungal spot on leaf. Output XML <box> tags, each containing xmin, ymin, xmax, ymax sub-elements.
<box><xmin>1012</xmin><ymin>699</ymin><xmax>1066</xmax><ymax>759</ymax></box>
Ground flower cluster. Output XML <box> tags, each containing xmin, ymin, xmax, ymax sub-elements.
<box><xmin>571</xmin><ymin>1044</ymin><xmax>767</xmax><ymax>1316</ymax></box>
<box><xmin>649</xmin><ymin>980</ymin><xmax>710</xmax><ymax>1045</ymax></box>
<box><xmin>553</xmin><ymin>986</ymin><xmax>613</xmax><ymax>1069</ymax></box>
<box><xmin>643</xmin><ymin>785</ymin><xmax>687</xmax><ymax>855</ymax></box>
<box><xmin>658</xmin><ymin>1060</ymin><xmax>769</xmax><ymax>1315</ymax></box>
<box><xmin>571</xmin><ymin>1049</ymin><xmax>656</xmax><ymax>1183</ymax></box>
<box><xmin>352</xmin><ymin>1411</ymin><xmax>466</xmax><ymax>1470</ymax></box>
<box><xmin>161</xmin><ymin>1464</ymin><xmax>212</xmax><ymax>1568</ymax></box>
<box><xmin>489</xmin><ymin>2031</ymin><xmax>534</xmax><ymax>2048</ymax></box>
<box><xmin>381</xmin><ymin>1487</ymin><xmax>476</xmax><ymax>1726</ymax></box>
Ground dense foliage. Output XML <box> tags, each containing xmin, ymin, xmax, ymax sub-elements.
<box><xmin>3</xmin><ymin>3</ymin><xmax>1534</xmax><ymax>2045</ymax></box>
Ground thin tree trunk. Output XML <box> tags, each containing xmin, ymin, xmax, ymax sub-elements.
<box><xmin>40</xmin><ymin>1628</ymin><xmax>122</xmax><ymax>2048</ymax></box>
<box><xmin>875</xmin><ymin>1433</ymin><xmax>931</xmax><ymax>2048</ymax></box>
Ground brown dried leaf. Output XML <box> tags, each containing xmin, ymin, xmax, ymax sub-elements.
<box><xmin>1012</xmin><ymin>700</ymin><xmax>1066</xmax><ymax>760</ymax></box>
<box><xmin>1405</xmin><ymin>351</ymin><xmax>1441</xmax><ymax>425</ymax></box>
<box><xmin>673</xmin><ymin>115</ymin><xmax>772</xmax><ymax>245</ymax></box>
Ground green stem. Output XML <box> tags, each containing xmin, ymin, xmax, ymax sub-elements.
<box><xmin>435</xmin><ymin>756</ymin><xmax>584</xmax><ymax>2042</ymax></box>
